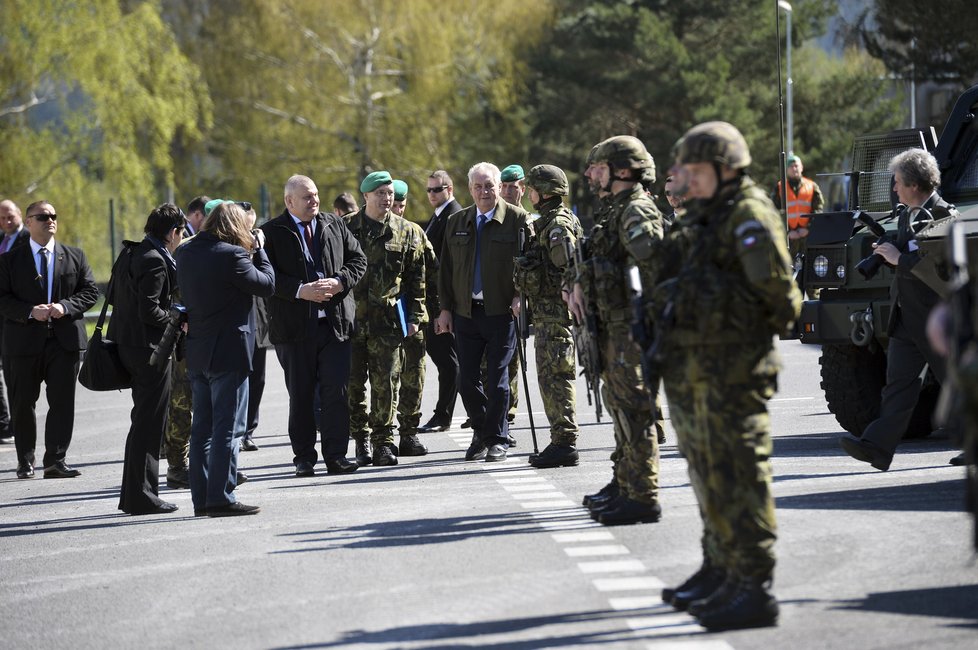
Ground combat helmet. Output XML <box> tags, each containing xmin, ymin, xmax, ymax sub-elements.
<box><xmin>673</xmin><ymin>121</ymin><xmax>752</xmax><ymax>170</ymax></box>
<box><xmin>526</xmin><ymin>164</ymin><xmax>569</xmax><ymax>196</ymax></box>
<box><xmin>596</xmin><ymin>135</ymin><xmax>655</xmax><ymax>184</ymax></box>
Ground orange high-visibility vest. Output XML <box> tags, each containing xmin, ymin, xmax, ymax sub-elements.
<box><xmin>778</xmin><ymin>177</ymin><xmax>816</xmax><ymax>230</ymax></box>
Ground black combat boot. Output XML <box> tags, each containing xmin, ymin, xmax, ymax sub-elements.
<box><xmin>597</xmin><ymin>498</ymin><xmax>661</xmax><ymax>526</ymax></box>
<box><xmin>695</xmin><ymin>577</ymin><xmax>779</xmax><ymax>631</ymax></box>
<box><xmin>529</xmin><ymin>443</ymin><xmax>579</xmax><ymax>468</ymax></box>
<box><xmin>687</xmin><ymin>574</ymin><xmax>738</xmax><ymax>617</ymax></box>
<box><xmin>662</xmin><ymin>564</ymin><xmax>727</xmax><ymax>610</ymax></box>
<box><xmin>166</xmin><ymin>466</ymin><xmax>190</xmax><ymax>489</ymax></box>
<box><xmin>589</xmin><ymin>495</ymin><xmax>625</xmax><ymax>520</ymax></box>
<box><xmin>398</xmin><ymin>434</ymin><xmax>428</xmax><ymax>456</ymax></box>
<box><xmin>582</xmin><ymin>478</ymin><xmax>619</xmax><ymax>507</ymax></box>
<box><xmin>355</xmin><ymin>440</ymin><xmax>372</xmax><ymax>466</ymax></box>
<box><xmin>373</xmin><ymin>444</ymin><xmax>398</xmax><ymax>466</ymax></box>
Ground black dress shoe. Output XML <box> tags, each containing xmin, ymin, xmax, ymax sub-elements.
<box><xmin>485</xmin><ymin>444</ymin><xmax>508</xmax><ymax>462</ymax></box>
<box><xmin>373</xmin><ymin>445</ymin><xmax>398</xmax><ymax>466</ymax></box>
<box><xmin>598</xmin><ymin>498</ymin><xmax>662</xmax><ymax>526</ymax></box>
<box><xmin>325</xmin><ymin>458</ymin><xmax>359</xmax><ymax>474</ymax></box>
<box><xmin>194</xmin><ymin>508</ymin><xmax>209</xmax><ymax>517</ymax></box>
<box><xmin>43</xmin><ymin>461</ymin><xmax>81</xmax><ymax>478</ymax></box>
<box><xmin>398</xmin><ymin>434</ymin><xmax>428</xmax><ymax>456</ymax></box>
<box><xmin>240</xmin><ymin>435</ymin><xmax>259</xmax><ymax>451</ymax></box>
<box><xmin>207</xmin><ymin>502</ymin><xmax>260</xmax><ymax>517</ymax></box>
<box><xmin>507</xmin><ymin>413</ymin><xmax>516</xmax><ymax>424</ymax></box>
<box><xmin>295</xmin><ymin>461</ymin><xmax>316</xmax><ymax>477</ymax></box>
<box><xmin>418</xmin><ymin>418</ymin><xmax>450</xmax><ymax>433</ymax></box>
<box><xmin>167</xmin><ymin>466</ymin><xmax>190</xmax><ymax>489</ymax></box>
<box><xmin>839</xmin><ymin>434</ymin><xmax>892</xmax><ymax>471</ymax></box>
<box><xmin>16</xmin><ymin>462</ymin><xmax>34</xmax><ymax>479</ymax></box>
<box><xmin>355</xmin><ymin>440</ymin><xmax>372</xmax><ymax>466</ymax></box>
<box><xmin>0</xmin><ymin>434</ymin><xmax>14</xmax><ymax>444</ymax></box>
<box><xmin>465</xmin><ymin>433</ymin><xmax>487</xmax><ymax>461</ymax></box>
<box><xmin>461</xmin><ymin>418</ymin><xmax>473</xmax><ymax>429</ymax></box>
<box><xmin>507</xmin><ymin>435</ymin><xmax>517</xmax><ymax>447</ymax></box>
<box><xmin>128</xmin><ymin>502</ymin><xmax>179</xmax><ymax>515</ymax></box>
<box><xmin>949</xmin><ymin>451</ymin><xmax>968</xmax><ymax>466</ymax></box>
<box><xmin>528</xmin><ymin>443</ymin><xmax>579</xmax><ymax>468</ymax></box>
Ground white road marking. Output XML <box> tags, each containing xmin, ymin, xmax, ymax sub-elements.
<box><xmin>494</xmin><ymin>476</ymin><xmax>548</xmax><ymax>484</ymax></box>
<box><xmin>593</xmin><ymin>576</ymin><xmax>666</xmax><ymax>591</ymax></box>
<box><xmin>501</xmin><ymin>483</ymin><xmax>557</xmax><ymax>492</ymax></box>
<box><xmin>511</xmin><ymin>491</ymin><xmax>568</xmax><ymax>500</ymax></box>
<box><xmin>564</xmin><ymin>545</ymin><xmax>630</xmax><ymax>557</ymax></box>
<box><xmin>577</xmin><ymin>559</ymin><xmax>646</xmax><ymax>573</ymax></box>
<box><xmin>520</xmin><ymin>499</ymin><xmax>576</xmax><ymax>508</ymax></box>
<box><xmin>551</xmin><ymin>531</ymin><xmax>615</xmax><ymax>543</ymax></box>
<box><xmin>644</xmin><ymin>642</ymin><xmax>735</xmax><ymax>650</ymax></box>
<box><xmin>608</xmin><ymin>596</ymin><xmax>663</xmax><ymax>610</ymax></box>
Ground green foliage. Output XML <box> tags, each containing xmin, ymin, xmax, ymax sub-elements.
<box><xmin>0</xmin><ymin>0</ymin><xmax>209</xmax><ymax>276</ymax></box>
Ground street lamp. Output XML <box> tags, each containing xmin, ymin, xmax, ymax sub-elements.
<box><xmin>779</xmin><ymin>0</ymin><xmax>793</xmax><ymax>155</ymax></box>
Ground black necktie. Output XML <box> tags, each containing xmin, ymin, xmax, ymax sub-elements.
<box><xmin>39</xmin><ymin>247</ymin><xmax>50</xmax><ymax>302</ymax></box>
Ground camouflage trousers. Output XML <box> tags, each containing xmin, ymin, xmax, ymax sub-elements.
<box><xmin>534</xmin><ymin>321</ymin><xmax>578</xmax><ymax>445</ymax></box>
<box><xmin>397</xmin><ymin>329</ymin><xmax>426</xmax><ymax>435</ymax></box>
<box><xmin>164</xmin><ymin>355</ymin><xmax>191</xmax><ymax>469</ymax></box>
<box><xmin>663</xmin><ymin>343</ymin><xmax>779</xmax><ymax>581</ymax></box>
<box><xmin>349</xmin><ymin>331</ymin><xmax>402</xmax><ymax>446</ymax></box>
<box><xmin>598</xmin><ymin>321</ymin><xmax>660</xmax><ymax>504</ymax></box>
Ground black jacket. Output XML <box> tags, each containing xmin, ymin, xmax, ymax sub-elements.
<box><xmin>107</xmin><ymin>239</ymin><xmax>175</xmax><ymax>349</ymax></box>
<box><xmin>425</xmin><ymin>198</ymin><xmax>462</xmax><ymax>263</ymax></box>
<box><xmin>261</xmin><ymin>211</ymin><xmax>366</xmax><ymax>344</ymax></box>
<box><xmin>0</xmin><ymin>240</ymin><xmax>98</xmax><ymax>354</ymax></box>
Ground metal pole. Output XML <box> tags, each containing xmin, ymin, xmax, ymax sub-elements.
<box><xmin>109</xmin><ymin>198</ymin><xmax>116</xmax><ymax>263</ymax></box>
<box><xmin>779</xmin><ymin>1</ymin><xmax>793</xmax><ymax>155</ymax></box>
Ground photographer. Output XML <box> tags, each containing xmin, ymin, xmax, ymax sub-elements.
<box><xmin>113</xmin><ymin>204</ymin><xmax>186</xmax><ymax>515</ymax></box>
<box><xmin>841</xmin><ymin>149</ymin><xmax>958</xmax><ymax>471</ymax></box>
<box><xmin>175</xmin><ymin>201</ymin><xmax>274</xmax><ymax>517</ymax></box>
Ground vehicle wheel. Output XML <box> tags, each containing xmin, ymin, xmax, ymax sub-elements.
<box><xmin>819</xmin><ymin>343</ymin><xmax>885</xmax><ymax>436</ymax></box>
<box><xmin>819</xmin><ymin>343</ymin><xmax>939</xmax><ymax>439</ymax></box>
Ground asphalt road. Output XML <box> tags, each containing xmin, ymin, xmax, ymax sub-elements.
<box><xmin>1</xmin><ymin>338</ymin><xmax>975</xmax><ymax>649</ymax></box>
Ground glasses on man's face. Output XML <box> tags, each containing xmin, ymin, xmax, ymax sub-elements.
<box><xmin>426</xmin><ymin>186</ymin><xmax>447</xmax><ymax>194</ymax></box>
<box><xmin>30</xmin><ymin>213</ymin><xmax>57</xmax><ymax>222</ymax></box>
<box><xmin>236</xmin><ymin>201</ymin><xmax>252</xmax><ymax>212</ymax></box>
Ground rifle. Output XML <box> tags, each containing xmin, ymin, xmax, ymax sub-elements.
<box><xmin>627</xmin><ymin>266</ymin><xmax>667</xmax><ymax>411</ymax></box>
<box><xmin>516</xmin><ymin>226</ymin><xmax>539</xmax><ymax>453</ymax></box>
<box><xmin>564</xmin><ymin>235</ymin><xmax>602</xmax><ymax>422</ymax></box>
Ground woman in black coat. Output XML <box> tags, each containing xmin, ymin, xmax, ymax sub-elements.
<box><xmin>111</xmin><ymin>204</ymin><xmax>186</xmax><ymax>515</ymax></box>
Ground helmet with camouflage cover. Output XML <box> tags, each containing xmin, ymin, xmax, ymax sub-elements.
<box><xmin>596</xmin><ymin>135</ymin><xmax>655</xmax><ymax>182</ymax></box>
<box><xmin>526</xmin><ymin>164</ymin><xmax>569</xmax><ymax>196</ymax></box>
<box><xmin>584</xmin><ymin>138</ymin><xmax>609</xmax><ymax>169</ymax></box>
<box><xmin>673</xmin><ymin>121</ymin><xmax>752</xmax><ymax>169</ymax></box>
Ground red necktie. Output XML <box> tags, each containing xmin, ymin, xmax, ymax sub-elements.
<box><xmin>302</xmin><ymin>221</ymin><xmax>314</xmax><ymax>253</ymax></box>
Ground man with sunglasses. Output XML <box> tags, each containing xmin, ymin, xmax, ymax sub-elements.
<box><xmin>0</xmin><ymin>201</ymin><xmax>98</xmax><ymax>479</ymax></box>
<box><xmin>416</xmin><ymin>171</ymin><xmax>462</xmax><ymax>433</ymax></box>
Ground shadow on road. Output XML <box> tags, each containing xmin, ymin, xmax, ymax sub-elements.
<box><xmin>270</xmin><ymin>606</ymin><xmax>702</xmax><ymax>649</ymax></box>
<box><xmin>834</xmin><ymin>584</ymin><xmax>978</xmax><ymax>625</ymax></box>
<box><xmin>773</xmin><ymin>431</ymin><xmax>956</xmax><ymax>459</ymax></box>
<box><xmin>776</xmin><ymin>477</ymin><xmax>966</xmax><ymax>512</ymax></box>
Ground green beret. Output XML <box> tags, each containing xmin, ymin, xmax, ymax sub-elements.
<box><xmin>786</xmin><ymin>154</ymin><xmax>801</xmax><ymax>166</ymax></box>
<box><xmin>360</xmin><ymin>171</ymin><xmax>393</xmax><ymax>193</ymax></box>
<box><xmin>204</xmin><ymin>198</ymin><xmax>227</xmax><ymax>216</ymax></box>
<box><xmin>393</xmin><ymin>179</ymin><xmax>408</xmax><ymax>201</ymax></box>
<box><xmin>500</xmin><ymin>164</ymin><xmax>525</xmax><ymax>182</ymax></box>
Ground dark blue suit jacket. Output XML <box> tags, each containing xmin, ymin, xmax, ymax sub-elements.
<box><xmin>175</xmin><ymin>233</ymin><xmax>275</xmax><ymax>374</ymax></box>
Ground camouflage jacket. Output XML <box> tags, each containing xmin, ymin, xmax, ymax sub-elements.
<box><xmin>582</xmin><ymin>184</ymin><xmax>664</xmax><ymax>322</ymax></box>
<box><xmin>405</xmin><ymin>220</ymin><xmax>439</xmax><ymax>325</ymax></box>
<box><xmin>515</xmin><ymin>197</ymin><xmax>582</xmax><ymax>323</ymax></box>
<box><xmin>653</xmin><ymin>176</ymin><xmax>802</xmax><ymax>345</ymax></box>
<box><xmin>345</xmin><ymin>208</ymin><xmax>425</xmax><ymax>337</ymax></box>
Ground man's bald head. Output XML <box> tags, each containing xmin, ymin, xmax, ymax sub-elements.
<box><xmin>0</xmin><ymin>200</ymin><xmax>23</xmax><ymax>235</ymax></box>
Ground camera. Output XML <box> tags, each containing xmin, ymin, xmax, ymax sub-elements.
<box><xmin>854</xmin><ymin>210</ymin><xmax>896</xmax><ymax>280</ymax></box>
<box><xmin>149</xmin><ymin>304</ymin><xmax>188</xmax><ymax>369</ymax></box>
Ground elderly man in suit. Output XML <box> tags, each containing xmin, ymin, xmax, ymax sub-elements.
<box><xmin>434</xmin><ymin>162</ymin><xmax>530</xmax><ymax>462</ymax></box>
<box><xmin>262</xmin><ymin>175</ymin><xmax>367</xmax><ymax>477</ymax></box>
<box><xmin>176</xmin><ymin>201</ymin><xmax>275</xmax><ymax>516</ymax></box>
<box><xmin>0</xmin><ymin>199</ymin><xmax>29</xmax><ymax>445</ymax></box>
<box><xmin>0</xmin><ymin>200</ymin><xmax>98</xmax><ymax>479</ymax></box>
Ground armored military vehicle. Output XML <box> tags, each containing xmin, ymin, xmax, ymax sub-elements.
<box><xmin>795</xmin><ymin>84</ymin><xmax>978</xmax><ymax>438</ymax></box>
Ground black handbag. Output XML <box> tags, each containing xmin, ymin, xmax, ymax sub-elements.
<box><xmin>78</xmin><ymin>259</ymin><xmax>131</xmax><ymax>391</ymax></box>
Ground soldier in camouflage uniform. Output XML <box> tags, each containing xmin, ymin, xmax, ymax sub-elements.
<box><xmin>345</xmin><ymin>172</ymin><xmax>426</xmax><ymax>467</ymax></box>
<box><xmin>569</xmin><ymin>136</ymin><xmax>666</xmax><ymax>526</ymax></box>
<box><xmin>513</xmin><ymin>165</ymin><xmax>582</xmax><ymax>468</ymax></box>
<box><xmin>391</xmin><ymin>180</ymin><xmax>431</xmax><ymax>456</ymax></box>
<box><xmin>653</xmin><ymin>122</ymin><xmax>801</xmax><ymax>631</ymax></box>
<box><xmin>163</xmin><ymin>334</ymin><xmax>192</xmax><ymax>488</ymax></box>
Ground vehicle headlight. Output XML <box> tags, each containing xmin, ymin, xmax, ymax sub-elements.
<box><xmin>836</xmin><ymin>264</ymin><xmax>846</xmax><ymax>279</ymax></box>
<box><xmin>813</xmin><ymin>255</ymin><xmax>829</xmax><ymax>278</ymax></box>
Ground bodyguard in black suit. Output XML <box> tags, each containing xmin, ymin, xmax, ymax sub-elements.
<box><xmin>0</xmin><ymin>201</ymin><xmax>98</xmax><ymax>479</ymax></box>
<box><xmin>262</xmin><ymin>175</ymin><xmax>366</xmax><ymax>477</ymax></box>
<box><xmin>841</xmin><ymin>149</ymin><xmax>958</xmax><ymax>471</ymax></box>
<box><xmin>177</xmin><ymin>200</ymin><xmax>275</xmax><ymax>517</ymax></box>
<box><xmin>110</xmin><ymin>204</ymin><xmax>186</xmax><ymax>515</ymax></box>
<box><xmin>0</xmin><ymin>199</ymin><xmax>30</xmax><ymax>446</ymax></box>
<box><xmin>417</xmin><ymin>170</ymin><xmax>462</xmax><ymax>432</ymax></box>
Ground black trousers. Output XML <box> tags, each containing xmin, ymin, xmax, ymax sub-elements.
<box><xmin>118</xmin><ymin>345</ymin><xmax>172</xmax><ymax>513</ymax></box>
<box><xmin>454</xmin><ymin>305</ymin><xmax>515</xmax><ymax>446</ymax></box>
<box><xmin>245</xmin><ymin>346</ymin><xmax>268</xmax><ymax>437</ymax></box>
<box><xmin>5</xmin><ymin>338</ymin><xmax>79</xmax><ymax>467</ymax></box>
<box><xmin>275</xmin><ymin>319</ymin><xmax>352</xmax><ymax>465</ymax></box>
<box><xmin>863</xmin><ymin>315</ymin><xmax>946</xmax><ymax>454</ymax></box>
<box><xmin>0</xmin><ymin>354</ymin><xmax>11</xmax><ymax>436</ymax></box>
<box><xmin>424</xmin><ymin>320</ymin><xmax>459</xmax><ymax>422</ymax></box>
